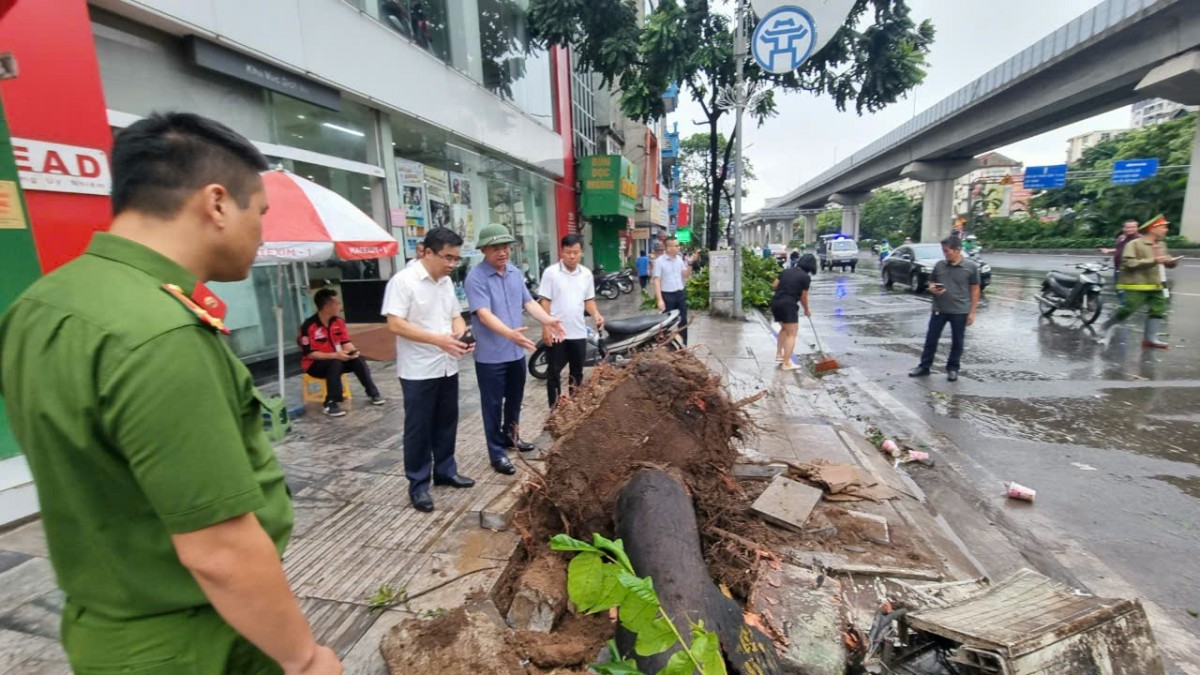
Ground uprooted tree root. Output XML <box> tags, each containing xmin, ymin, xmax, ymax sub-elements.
<box><xmin>511</xmin><ymin>348</ymin><xmax>771</xmax><ymax>599</ymax></box>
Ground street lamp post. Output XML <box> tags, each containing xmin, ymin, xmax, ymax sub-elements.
<box><xmin>731</xmin><ymin>0</ymin><xmax>747</xmax><ymax>320</ymax></box>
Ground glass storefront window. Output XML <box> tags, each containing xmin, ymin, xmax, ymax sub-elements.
<box><xmin>267</xmin><ymin>93</ymin><xmax>378</xmax><ymax>164</ymax></box>
<box><xmin>376</xmin><ymin>0</ymin><xmax>452</xmax><ymax>62</ymax></box>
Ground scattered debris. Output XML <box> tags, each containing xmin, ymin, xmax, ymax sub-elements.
<box><xmin>383</xmin><ymin>601</ymin><xmax>524</xmax><ymax>675</ymax></box>
<box><xmin>907</xmin><ymin>569</ymin><xmax>1164</xmax><ymax>674</ymax></box>
<box><xmin>1071</xmin><ymin>462</ymin><xmax>1099</xmax><ymax>472</ymax></box>
<box><xmin>1004</xmin><ymin>481</ymin><xmax>1036</xmax><ymax>501</ymax></box>
<box><xmin>749</xmin><ymin>560</ymin><xmax>847</xmax><ymax>675</ymax></box>
<box><xmin>845</xmin><ymin>510</ymin><xmax>890</xmax><ymax>546</ymax></box>
<box><xmin>751</xmin><ymin>476</ymin><xmax>824</xmax><ymax>533</ymax></box>
<box><xmin>505</xmin><ymin>554</ymin><xmax>567</xmax><ymax>633</ymax></box>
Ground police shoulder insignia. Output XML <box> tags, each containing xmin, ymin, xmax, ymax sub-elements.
<box><xmin>162</xmin><ymin>284</ymin><xmax>231</xmax><ymax>335</ymax></box>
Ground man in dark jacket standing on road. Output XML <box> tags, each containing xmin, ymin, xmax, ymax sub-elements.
<box><xmin>909</xmin><ymin>236</ymin><xmax>981</xmax><ymax>382</ymax></box>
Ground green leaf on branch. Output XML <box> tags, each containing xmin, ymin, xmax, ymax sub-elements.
<box><xmin>567</xmin><ymin>552</ymin><xmax>628</xmax><ymax>614</ymax></box>
<box><xmin>617</xmin><ymin>572</ymin><xmax>659</xmax><ymax>606</ymax></box>
<box><xmin>593</xmin><ymin>640</ymin><xmax>644</xmax><ymax>675</ymax></box>
<box><xmin>592</xmin><ymin>533</ymin><xmax>635</xmax><ymax>572</ymax></box>
<box><xmin>658</xmin><ymin>650</ymin><xmax>695</xmax><ymax>675</ymax></box>
<box><xmin>618</xmin><ymin>586</ymin><xmax>660</xmax><ymax>634</ymax></box>
<box><xmin>636</xmin><ymin>616</ymin><xmax>678</xmax><ymax>656</ymax></box>
<box><xmin>689</xmin><ymin>623</ymin><xmax>727</xmax><ymax>675</ymax></box>
<box><xmin>549</xmin><ymin>534</ymin><xmax>598</xmax><ymax>553</ymax></box>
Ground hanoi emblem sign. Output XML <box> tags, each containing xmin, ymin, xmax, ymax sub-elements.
<box><xmin>751</xmin><ymin>5</ymin><xmax>818</xmax><ymax>74</ymax></box>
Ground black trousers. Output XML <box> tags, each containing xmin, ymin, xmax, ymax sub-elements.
<box><xmin>475</xmin><ymin>359</ymin><xmax>526</xmax><ymax>463</ymax></box>
<box><xmin>662</xmin><ymin>290</ymin><xmax>689</xmax><ymax>344</ymax></box>
<box><xmin>918</xmin><ymin>313</ymin><xmax>968</xmax><ymax>371</ymax></box>
<box><xmin>400</xmin><ymin>375</ymin><xmax>459</xmax><ymax>495</ymax></box>
<box><xmin>547</xmin><ymin>338</ymin><xmax>587</xmax><ymax>407</ymax></box>
<box><xmin>638</xmin><ymin>275</ymin><xmax>650</xmax><ymax>290</ymax></box>
<box><xmin>306</xmin><ymin>357</ymin><xmax>380</xmax><ymax>404</ymax></box>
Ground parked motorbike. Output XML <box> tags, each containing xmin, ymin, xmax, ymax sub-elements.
<box><xmin>527</xmin><ymin>310</ymin><xmax>684</xmax><ymax>379</ymax></box>
<box><xmin>614</xmin><ymin>269</ymin><xmax>635</xmax><ymax>295</ymax></box>
<box><xmin>593</xmin><ymin>267</ymin><xmax>621</xmax><ymax>300</ymax></box>
<box><xmin>1037</xmin><ymin>261</ymin><xmax>1108</xmax><ymax>326</ymax></box>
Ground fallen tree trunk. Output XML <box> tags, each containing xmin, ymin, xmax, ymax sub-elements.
<box><xmin>615</xmin><ymin>469</ymin><xmax>782</xmax><ymax>674</ymax></box>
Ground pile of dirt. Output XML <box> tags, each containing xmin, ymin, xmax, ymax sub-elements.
<box><xmin>512</xmin><ymin>349</ymin><xmax>774</xmax><ymax>598</ymax></box>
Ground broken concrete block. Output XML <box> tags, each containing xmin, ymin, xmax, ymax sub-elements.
<box><xmin>480</xmin><ymin>487</ymin><xmax>524</xmax><ymax>531</ymax></box>
<box><xmin>505</xmin><ymin>555</ymin><xmax>567</xmax><ymax>633</ymax></box>
<box><xmin>382</xmin><ymin>600</ymin><xmax>523</xmax><ymax>675</ymax></box>
<box><xmin>751</xmin><ymin>476</ymin><xmax>823</xmax><ymax>534</ymax></box>
<box><xmin>846</xmin><ymin>510</ymin><xmax>890</xmax><ymax>546</ymax></box>
<box><xmin>750</xmin><ymin>560</ymin><xmax>846</xmax><ymax>675</ymax></box>
<box><xmin>733</xmin><ymin>463</ymin><xmax>788</xmax><ymax>479</ymax></box>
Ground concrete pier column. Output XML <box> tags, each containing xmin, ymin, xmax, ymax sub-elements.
<box><xmin>901</xmin><ymin>159</ymin><xmax>980</xmax><ymax>243</ymax></box>
<box><xmin>804</xmin><ymin>213</ymin><xmax>817</xmax><ymax>244</ymax></box>
<box><xmin>1136</xmin><ymin>51</ymin><xmax>1200</xmax><ymax>240</ymax></box>
<box><xmin>830</xmin><ymin>192</ymin><xmax>871</xmax><ymax>239</ymax></box>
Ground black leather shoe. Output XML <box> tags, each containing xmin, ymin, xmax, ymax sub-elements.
<box><xmin>434</xmin><ymin>474</ymin><xmax>476</xmax><ymax>488</ymax></box>
<box><xmin>947</xmin><ymin>370</ymin><xmax>959</xmax><ymax>382</ymax></box>
<box><xmin>491</xmin><ymin>457</ymin><xmax>516</xmax><ymax>475</ymax></box>
<box><xmin>908</xmin><ymin>367</ymin><xmax>931</xmax><ymax>377</ymax></box>
<box><xmin>410</xmin><ymin>491</ymin><xmax>434</xmax><ymax>512</ymax></box>
<box><xmin>514</xmin><ymin>440</ymin><xmax>535</xmax><ymax>453</ymax></box>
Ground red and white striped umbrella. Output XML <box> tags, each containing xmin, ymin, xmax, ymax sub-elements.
<box><xmin>256</xmin><ymin>170</ymin><xmax>398</xmax><ymax>263</ymax></box>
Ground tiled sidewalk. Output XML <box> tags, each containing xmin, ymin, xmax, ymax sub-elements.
<box><xmin>0</xmin><ymin>345</ymin><xmax>553</xmax><ymax>674</ymax></box>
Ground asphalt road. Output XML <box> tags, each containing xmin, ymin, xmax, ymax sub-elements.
<box><xmin>802</xmin><ymin>250</ymin><xmax>1200</xmax><ymax>661</ymax></box>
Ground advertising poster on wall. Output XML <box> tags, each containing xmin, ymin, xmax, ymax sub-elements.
<box><xmin>396</xmin><ymin>158</ymin><xmax>426</xmax><ymax>234</ymax></box>
<box><xmin>425</xmin><ymin>167</ymin><xmax>450</xmax><ymax>202</ymax></box>
<box><xmin>451</xmin><ymin>172</ymin><xmax>472</xmax><ymax>207</ymax></box>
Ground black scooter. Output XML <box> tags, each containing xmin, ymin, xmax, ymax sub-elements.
<box><xmin>527</xmin><ymin>310</ymin><xmax>684</xmax><ymax>379</ymax></box>
<box><xmin>1037</xmin><ymin>261</ymin><xmax>1108</xmax><ymax>326</ymax></box>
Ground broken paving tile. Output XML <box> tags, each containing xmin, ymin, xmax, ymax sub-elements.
<box><xmin>751</xmin><ymin>476</ymin><xmax>824</xmax><ymax>534</ymax></box>
<box><xmin>846</xmin><ymin>510</ymin><xmax>890</xmax><ymax>546</ymax></box>
<box><xmin>749</xmin><ymin>561</ymin><xmax>846</xmax><ymax>675</ymax></box>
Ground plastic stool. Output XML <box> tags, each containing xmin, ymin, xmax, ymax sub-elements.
<box><xmin>302</xmin><ymin>373</ymin><xmax>352</xmax><ymax>404</ymax></box>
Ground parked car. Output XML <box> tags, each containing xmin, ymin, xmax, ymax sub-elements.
<box><xmin>817</xmin><ymin>235</ymin><xmax>859</xmax><ymax>272</ymax></box>
<box><xmin>881</xmin><ymin>243</ymin><xmax>992</xmax><ymax>292</ymax></box>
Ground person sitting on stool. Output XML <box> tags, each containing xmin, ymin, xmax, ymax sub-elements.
<box><xmin>299</xmin><ymin>288</ymin><xmax>385</xmax><ymax>416</ymax></box>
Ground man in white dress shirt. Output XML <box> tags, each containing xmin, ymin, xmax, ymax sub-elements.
<box><xmin>381</xmin><ymin>227</ymin><xmax>476</xmax><ymax>513</ymax></box>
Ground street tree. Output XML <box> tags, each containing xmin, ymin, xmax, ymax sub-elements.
<box><xmin>679</xmin><ymin>132</ymin><xmax>754</xmax><ymax>245</ymax></box>
<box><xmin>859</xmin><ymin>188</ymin><xmax>916</xmax><ymax>243</ymax></box>
<box><xmin>529</xmin><ymin>0</ymin><xmax>935</xmax><ymax>250</ymax></box>
<box><xmin>1028</xmin><ymin>113</ymin><xmax>1196</xmax><ymax>238</ymax></box>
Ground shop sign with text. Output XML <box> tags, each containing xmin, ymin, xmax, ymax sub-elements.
<box><xmin>580</xmin><ymin>155</ymin><xmax>636</xmax><ymax>218</ymax></box>
<box><xmin>12</xmin><ymin>138</ymin><xmax>110</xmax><ymax>196</ymax></box>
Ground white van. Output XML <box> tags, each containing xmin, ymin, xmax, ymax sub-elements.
<box><xmin>817</xmin><ymin>235</ymin><xmax>859</xmax><ymax>272</ymax></box>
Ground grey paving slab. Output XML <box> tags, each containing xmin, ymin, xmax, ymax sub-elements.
<box><xmin>0</xmin><ymin>521</ymin><xmax>48</xmax><ymax>558</ymax></box>
<box><xmin>751</xmin><ymin>477</ymin><xmax>824</xmax><ymax>533</ymax></box>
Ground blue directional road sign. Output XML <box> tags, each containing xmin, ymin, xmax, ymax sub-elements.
<box><xmin>752</xmin><ymin>6</ymin><xmax>818</xmax><ymax>74</ymax></box>
<box><xmin>1022</xmin><ymin>164</ymin><xmax>1068</xmax><ymax>190</ymax></box>
<box><xmin>1111</xmin><ymin>158</ymin><xmax>1159</xmax><ymax>185</ymax></box>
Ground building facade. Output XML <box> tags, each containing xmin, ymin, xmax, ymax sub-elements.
<box><xmin>1131</xmin><ymin>98</ymin><xmax>1198</xmax><ymax>128</ymax></box>
<box><xmin>1065</xmin><ymin>129</ymin><xmax>1128</xmax><ymax>164</ymax></box>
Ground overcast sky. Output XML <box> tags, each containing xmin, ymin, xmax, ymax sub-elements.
<box><xmin>672</xmin><ymin>0</ymin><xmax>1131</xmax><ymax>211</ymax></box>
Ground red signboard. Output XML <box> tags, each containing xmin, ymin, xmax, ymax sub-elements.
<box><xmin>0</xmin><ymin>0</ymin><xmax>113</xmax><ymax>273</ymax></box>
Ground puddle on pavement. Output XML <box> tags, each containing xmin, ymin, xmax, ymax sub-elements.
<box><xmin>928</xmin><ymin>387</ymin><xmax>1200</xmax><ymax>464</ymax></box>
<box><xmin>1151</xmin><ymin>474</ymin><xmax>1200</xmax><ymax>500</ymax></box>
<box><xmin>959</xmin><ymin>369</ymin><xmax>1069</xmax><ymax>383</ymax></box>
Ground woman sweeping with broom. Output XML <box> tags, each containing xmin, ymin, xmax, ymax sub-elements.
<box><xmin>772</xmin><ymin>254</ymin><xmax>815</xmax><ymax>371</ymax></box>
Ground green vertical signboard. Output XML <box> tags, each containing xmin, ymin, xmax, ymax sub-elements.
<box><xmin>580</xmin><ymin>155</ymin><xmax>637</xmax><ymax>218</ymax></box>
<box><xmin>0</xmin><ymin>96</ymin><xmax>43</xmax><ymax>459</ymax></box>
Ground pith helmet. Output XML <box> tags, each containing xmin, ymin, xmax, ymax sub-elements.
<box><xmin>477</xmin><ymin>223</ymin><xmax>516</xmax><ymax>248</ymax></box>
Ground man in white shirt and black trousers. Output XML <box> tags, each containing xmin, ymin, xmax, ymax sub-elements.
<box><xmin>381</xmin><ymin>227</ymin><xmax>477</xmax><ymax>513</ymax></box>
<box><xmin>653</xmin><ymin>236</ymin><xmax>691</xmax><ymax>344</ymax></box>
<box><xmin>538</xmin><ymin>233</ymin><xmax>604</xmax><ymax>408</ymax></box>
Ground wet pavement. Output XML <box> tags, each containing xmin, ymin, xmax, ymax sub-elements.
<box><xmin>801</xmin><ymin>251</ymin><xmax>1200</xmax><ymax>661</ymax></box>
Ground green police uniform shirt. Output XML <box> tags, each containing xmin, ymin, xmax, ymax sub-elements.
<box><xmin>0</xmin><ymin>233</ymin><xmax>293</xmax><ymax>619</ymax></box>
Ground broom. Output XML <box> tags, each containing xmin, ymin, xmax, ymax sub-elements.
<box><xmin>807</xmin><ymin>316</ymin><xmax>840</xmax><ymax>373</ymax></box>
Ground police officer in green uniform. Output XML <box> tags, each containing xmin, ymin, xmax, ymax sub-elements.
<box><xmin>0</xmin><ymin>113</ymin><xmax>341</xmax><ymax>675</ymax></box>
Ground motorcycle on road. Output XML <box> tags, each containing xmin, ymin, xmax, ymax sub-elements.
<box><xmin>527</xmin><ymin>310</ymin><xmax>684</xmax><ymax>379</ymax></box>
<box><xmin>1037</xmin><ymin>261</ymin><xmax>1109</xmax><ymax>326</ymax></box>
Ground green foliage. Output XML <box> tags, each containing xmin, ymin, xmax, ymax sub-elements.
<box><xmin>366</xmin><ymin>584</ymin><xmax>407</xmax><ymax>613</ymax></box>
<box><xmin>983</xmin><ymin>235</ymin><xmax>1195</xmax><ymax>250</ymax></box>
<box><xmin>686</xmin><ymin>268</ymin><xmax>711</xmax><ymax>310</ymax></box>
<box><xmin>740</xmin><ymin>250</ymin><xmax>780</xmax><ymax>309</ymax></box>
<box><xmin>860</xmin><ymin>188</ymin><xmax>919</xmax><ymax>243</ymax></box>
<box><xmin>550</xmin><ymin>534</ymin><xmax>727</xmax><ymax>675</ymax></box>
<box><xmin>1025</xmin><ymin>113</ymin><xmax>1197</xmax><ymax>236</ymax></box>
<box><xmin>530</xmin><ymin>0</ymin><xmax>934</xmax><ymax>250</ymax></box>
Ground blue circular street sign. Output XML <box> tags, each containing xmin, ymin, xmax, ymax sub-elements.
<box><xmin>751</xmin><ymin>5</ymin><xmax>818</xmax><ymax>74</ymax></box>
